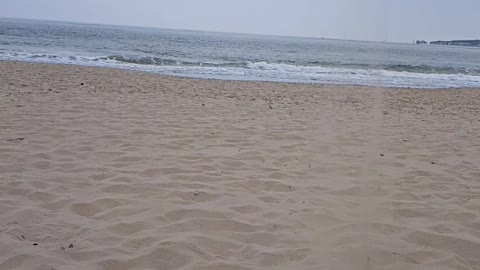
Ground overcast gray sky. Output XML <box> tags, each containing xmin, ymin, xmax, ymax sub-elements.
<box><xmin>1</xmin><ymin>0</ymin><xmax>478</xmax><ymax>42</ymax></box>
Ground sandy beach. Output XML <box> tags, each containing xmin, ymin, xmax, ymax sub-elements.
<box><xmin>1</xmin><ymin>61</ymin><xmax>480</xmax><ymax>270</ymax></box>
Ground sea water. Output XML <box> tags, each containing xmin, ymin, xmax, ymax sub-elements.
<box><xmin>1</xmin><ymin>18</ymin><xmax>479</xmax><ymax>88</ymax></box>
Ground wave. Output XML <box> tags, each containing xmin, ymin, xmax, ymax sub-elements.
<box><xmin>105</xmin><ymin>55</ymin><xmax>480</xmax><ymax>76</ymax></box>
<box><xmin>0</xmin><ymin>51</ymin><xmax>101</xmax><ymax>64</ymax></box>
<box><xmin>1</xmin><ymin>51</ymin><xmax>480</xmax><ymax>88</ymax></box>
<box><xmin>104</xmin><ymin>55</ymin><xmax>246</xmax><ymax>68</ymax></box>
<box><xmin>383</xmin><ymin>64</ymin><xmax>480</xmax><ymax>76</ymax></box>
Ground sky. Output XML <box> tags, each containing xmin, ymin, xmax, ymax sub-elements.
<box><xmin>1</xmin><ymin>0</ymin><xmax>478</xmax><ymax>42</ymax></box>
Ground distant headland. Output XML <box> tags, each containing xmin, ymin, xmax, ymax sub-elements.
<box><xmin>415</xmin><ymin>40</ymin><xmax>480</xmax><ymax>47</ymax></box>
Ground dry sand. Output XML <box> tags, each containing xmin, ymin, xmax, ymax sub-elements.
<box><xmin>1</xmin><ymin>61</ymin><xmax>480</xmax><ymax>270</ymax></box>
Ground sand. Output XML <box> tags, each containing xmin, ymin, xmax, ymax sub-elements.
<box><xmin>0</xmin><ymin>61</ymin><xmax>479</xmax><ymax>270</ymax></box>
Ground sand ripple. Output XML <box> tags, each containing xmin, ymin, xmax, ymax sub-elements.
<box><xmin>1</xmin><ymin>62</ymin><xmax>480</xmax><ymax>269</ymax></box>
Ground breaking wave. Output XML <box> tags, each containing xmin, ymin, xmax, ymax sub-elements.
<box><xmin>105</xmin><ymin>55</ymin><xmax>480</xmax><ymax>76</ymax></box>
<box><xmin>1</xmin><ymin>51</ymin><xmax>480</xmax><ymax>88</ymax></box>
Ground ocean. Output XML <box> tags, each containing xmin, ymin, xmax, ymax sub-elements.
<box><xmin>1</xmin><ymin>18</ymin><xmax>480</xmax><ymax>88</ymax></box>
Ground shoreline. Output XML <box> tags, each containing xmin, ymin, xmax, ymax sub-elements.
<box><xmin>1</xmin><ymin>61</ymin><xmax>480</xmax><ymax>270</ymax></box>
<box><xmin>2</xmin><ymin>60</ymin><xmax>478</xmax><ymax>91</ymax></box>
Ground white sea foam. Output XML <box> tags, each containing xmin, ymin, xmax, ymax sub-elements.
<box><xmin>1</xmin><ymin>51</ymin><xmax>479</xmax><ymax>88</ymax></box>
